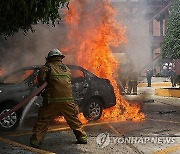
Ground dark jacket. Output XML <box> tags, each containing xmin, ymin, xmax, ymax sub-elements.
<box><xmin>168</xmin><ymin>69</ymin><xmax>176</xmax><ymax>77</ymax></box>
<box><xmin>146</xmin><ymin>69</ymin><xmax>153</xmax><ymax>78</ymax></box>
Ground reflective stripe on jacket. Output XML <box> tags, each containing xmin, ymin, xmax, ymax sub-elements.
<box><xmin>38</xmin><ymin>59</ymin><xmax>73</xmax><ymax>103</ymax></box>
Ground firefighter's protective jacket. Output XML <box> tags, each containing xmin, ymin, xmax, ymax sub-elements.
<box><xmin>38</xmin><ymin>57</ymin><xmax>73</xmax><ymax>103</ymax></box>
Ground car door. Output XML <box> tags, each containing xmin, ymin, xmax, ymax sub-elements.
<box><xmin>2</xmin><ymin>69</ymin><xmax>34</xmax><ymax>102</ymax></box>
<box><xmin>24</xmin><ymin>69</ymin><xmax>39</xmax><ymax>96</ymax></box>
<box><xmin>70</xmin><ymin>68</ymin><xmax>89</xmax><ymax>103</ymax></box>
<box><xmin>17</xmin><ymin>69</ymin><xmax>43</xmax><ymax>125</ymax></box>
<box><xmin>24</xmin><ymin>69</ymin><xmax>43</xmax><ymax>108</ymax></box>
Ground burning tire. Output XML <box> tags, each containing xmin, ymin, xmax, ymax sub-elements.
<box><xmin>0</xmin><ymin>104</ymin><xmax>21</xmax><ymax>131</ymax></box>
<box><xmin>83</xmin><ymin>99</ymin><xmax>102</xmax><ymax>121</ymax></box>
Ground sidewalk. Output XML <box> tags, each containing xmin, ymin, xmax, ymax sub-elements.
<box><xmin>138</xmin><ymin>77</ymin><xmax>172</xmax><ymax>87</ymax></box>
<box><xmin>137</xmin><ymin>77</ymin><xmax>180</xmax><ymax>98</ymax></box>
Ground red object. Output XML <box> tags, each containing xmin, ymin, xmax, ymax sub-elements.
<box><xmin>0</xmin><ymin>82</ymin><xmax>47</xmax><ymax>121</ymax></box>
<box><xmin>175</xmin><ymin>59</ymin><xmax>180</xmax><ymax>75</ymax></box>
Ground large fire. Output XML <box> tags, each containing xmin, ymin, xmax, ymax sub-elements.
<box><xmin>56</xmin><ymin>0</ymin><xmax>145</xmax><ymax>123</ymax></box>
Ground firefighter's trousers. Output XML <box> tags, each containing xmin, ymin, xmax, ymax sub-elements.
<box><xmin>31</xmin><ymin>101</ymin><xmax>86</xmax><ymax>142</ymax></box>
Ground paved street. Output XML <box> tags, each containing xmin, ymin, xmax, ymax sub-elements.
<box><xmin>0</xmin><ymin>0</ymin><xmax>179</xmax><ymax>153</ymax></box>
<box><xmin>0</xmin><ymin>84</ymin><xmax>180</xmax><ymax>154</ymax></box>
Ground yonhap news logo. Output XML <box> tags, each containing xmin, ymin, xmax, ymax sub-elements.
<box><xmin>96</xmin><ymin>133</ymin><xmax>175</xmax><ymax>148</ymax></box>
<box><xmin>96</xmin><ymin>132</ymin><xmax>111</xmax><ymax>148</ymax></box>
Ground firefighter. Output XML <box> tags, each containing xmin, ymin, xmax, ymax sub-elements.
<box><xmin>127</xmin><ymin>64</ymin><xmax>138</xmax><ymax>95</ymax></box>
<box><xmin>30</xmin><ymin>49</ymin><xmax>87</xmax><ymax>148</ymax></box>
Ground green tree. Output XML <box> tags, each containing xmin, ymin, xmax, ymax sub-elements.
<box><xmin>0</xmin><ymin>0</ymin><xmax>68</xmax><ymax>37</ymax></box>
<box><xmin>162</xmin><ymin>0</ymin><xmax>180</xmax><ymax>60</ymax></box>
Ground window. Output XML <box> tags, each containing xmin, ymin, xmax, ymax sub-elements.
<box><xmin>70</xmin><ymin>69</ymin><xmax>84</xmax><ymax>83</ymax></box>
<box><xmin>4</xmin><ymin>70</ymin><xmax>34</xmax><ymax>84</ymax></box>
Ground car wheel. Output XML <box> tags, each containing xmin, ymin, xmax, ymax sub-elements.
<box><xmin>0</xmin><ymin>104</ymin><xmax>21</xmax><ymax>131</ymax></box>
<box><xmin>83</xmin><ymin>99</ymin><xmax>103</xmax><ymax>121</ymax></box>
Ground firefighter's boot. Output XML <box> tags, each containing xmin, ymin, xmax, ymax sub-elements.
<box><xmin>30</xmin><ymin>135</ymin><xmax>42</xmax><ymax>148</ymax></box>
<box><xmin>73</xmin><ymin>129</ymin><xmax>87</xmax><ymax>144</ymax></box>
<box><xmin>76</xmin><ymin>135</ymin><xmax>87</xmax><ymax>144</ymax></box>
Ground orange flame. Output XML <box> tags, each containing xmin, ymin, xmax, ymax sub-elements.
<box><xmin>0</xmin><ymin>68</ymin><xmax>5</xmax><ymax>76</ymax></box>
<box><xmin>56</xmin><ymin>0</ymin><xmax>145</xmax><ymax>123</ymax></box>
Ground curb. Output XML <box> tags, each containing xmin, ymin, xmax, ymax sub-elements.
<box><xmin>155</xmin><ymin>88</ymin><xmax>180</xmax><ymax>98</ymax></box>
<box><xmin>138</xmin><ymin>82</ymin><xmax>171</xmax><ymax>87</ymax></box>
<box><xmin>0</xmin><ymin>137</ymin><xmax>55</xmax><ymax>154</ymax></box>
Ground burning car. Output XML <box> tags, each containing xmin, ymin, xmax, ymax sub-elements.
<box><xmin>0</xmin><ymin>65</ymin><xmax>116</xmax><ymax>131</ymax></box>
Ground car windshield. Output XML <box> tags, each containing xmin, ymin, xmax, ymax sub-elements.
<box><xmin>2</xmin><ymin>70</ymin><xmax>34</xmax><ymax>84</ymax></box>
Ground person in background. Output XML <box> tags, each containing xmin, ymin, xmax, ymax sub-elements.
<box><xmin>162</xmin><ymin>63</ymin><xmax>168</xmax><ymax>76</ymax></box>
<box><xmin>168</xmin><ymin>67</ymin><xmax>176</xmax><ymax>87</ymax></box>
<box><xmin>127</xmin><ymin>64</ymin><xmax>138</xmax><ymax>95</ymax></box>
<box><xmin>146</xmin><ymin>68</ymin><xmax>153</xmax><ymax>87</ymax></box>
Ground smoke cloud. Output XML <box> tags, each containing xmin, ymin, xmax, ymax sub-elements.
<box><xmin>112</xmin><ymin>0</ymin><xmax>152</xmax><ymax>73</ymax></box>
<box><xmin>0</xmin><ymin>23</ymin><xmax>68</xmax><ymax>73</ymax></box>
<box><xmin>0</xmin><ymin>0</ymin><xmax>152</xmax><ymax>75</ymax></box>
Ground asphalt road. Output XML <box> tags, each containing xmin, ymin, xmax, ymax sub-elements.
<box><xmin>0</xmin><ymin>86</ymin><xmax>180</xmax><ymax>154</ymax></box>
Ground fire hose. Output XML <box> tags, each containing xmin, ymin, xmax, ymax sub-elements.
<box><xmin>0</xmin><ymin>82</ymin><xmax>47</xmax><ymax>121</ymax></box>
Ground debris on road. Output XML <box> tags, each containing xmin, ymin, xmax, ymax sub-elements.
<box><xmin>158</xmin><ymin>110</ymin><xmax>176</xmax><ymax>114</ymax></box>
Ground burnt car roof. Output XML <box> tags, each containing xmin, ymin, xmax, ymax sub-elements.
<box><xmin>3</xmin><ymin>65</ymin><xmax>85</xmax><ymax>72</ymax></box>
<box><xmin>21</xmin><ymin>65</ymin><xmax>86</xmax><ymax>71</ymax></box>
<box><xmin>0</xmin><ymin>64</ymin><xmax>95</xmax><ymax>79</ymax></box>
